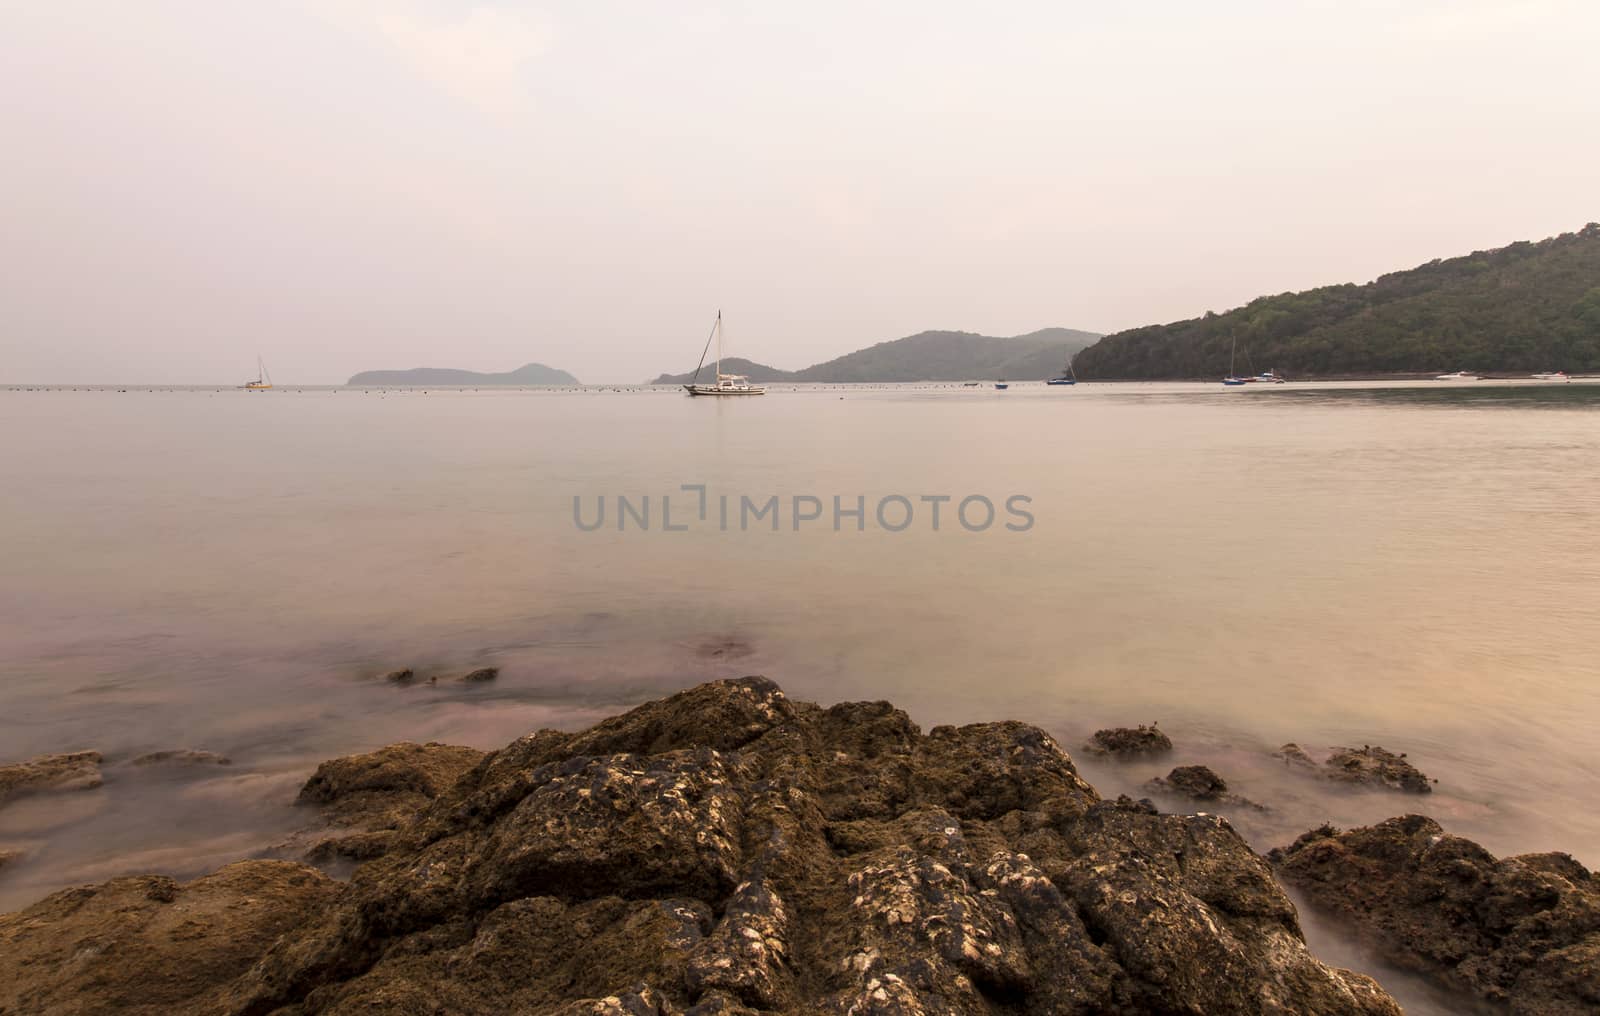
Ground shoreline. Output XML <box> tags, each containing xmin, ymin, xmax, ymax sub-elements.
<box><xmin>3</xmin><ymin>678</ymin><xmax>1593</xmax><ymax>1015</ymax></box>
<box><xmin>5</xmin><ymin>374</ymin><xmax>1600</xmax><ymax>390</ymax></box>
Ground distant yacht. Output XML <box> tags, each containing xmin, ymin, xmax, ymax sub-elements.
<box><xmin>1046</xmin><ymin>360</ymin><xmax>1077</xmax><ymax>386</ymax></box>
<box><xmin>1256</xmin><ymin>369</ymin><xmax>1286</xmax><ymax>384</ymax></box>
<box><xmin>242</xmin><ymin>356</ymin><xmax>273</xmax><ymax>390</ymax></box>
<box><xmin>684</xmin><ymin>311</ymin><xmax>765</xmax><ymax>396</ymax></box>
<box><xmin>1532</xmin><ymin>371</ymin><xmax>1571</xmax><ymax>382</ymax></box>
<box><xmin>1434</xmin><ymin>371</ymin><xmax>1480</xmax><ymax>381</ymax></box>
<box><xmin>995</xmin><ymin>380</ymin><xmax>1009</xmax><ymax>390</ymax></box>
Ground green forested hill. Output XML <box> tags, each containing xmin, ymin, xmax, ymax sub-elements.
<box><xmin>649</xmin><ymin>357</ymin><xmax>797</xmax><ymax>384</ymax></box>
<box><xmin>1073</xmin><ymin>224</ymin><xmax>1600</xmax><ymax>378</ymax></box>
<box><xmin>649</xmin><ymin>328</ymin><xmax>1098</xmax><ymax>384</ymax></box>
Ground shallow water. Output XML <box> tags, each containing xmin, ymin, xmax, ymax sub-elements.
<box><xmin>3</xmin><ymin>380</ymin><xmax>1598</xmax><ymax>1009</ymax></box>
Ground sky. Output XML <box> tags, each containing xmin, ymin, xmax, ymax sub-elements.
<box><xmin>2</xmin><ymin>1</ymin><xmax>1597</xmax><ymax>385</ymax></box>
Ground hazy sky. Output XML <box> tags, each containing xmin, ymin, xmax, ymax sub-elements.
<box><xmin>3</xmin><ymin>1</ymin><xmax>1597</xmax><ymax>384</ymax></box>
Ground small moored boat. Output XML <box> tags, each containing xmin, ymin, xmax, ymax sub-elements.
<box><xmin>242</xmin><ymin>357</ymin><xmax>273</xmax><ymax>390</ymax></box>
<box><xmin>1222</xmin><ymin>335</ymin><xmax>1247</xmax><ymax>385</ymax></box>
<box><xmin>1435</xmin><ymin>371</ymin><xmax>1480</xmax><ymax>381</ymax></box>
<box><xmin>1532</xmin><ymin>372</ymin><xmax>1570</xmax><ymax>382</ymax></box>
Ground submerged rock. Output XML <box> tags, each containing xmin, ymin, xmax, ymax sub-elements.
<box><xmin>1082</xmin><ymin>723</ymin><xmax>1172</xmax><ymax>758</ymax></box>
<box><xmin>1272</xmin><ymin>742</ymin><xmax>1319</xmax><ymax>770</ymax></box>
<box><xmin>2</xmin><ymin>680</ymin><xmax>1403</xmax><ymax>1015</ymax></box>
<box><xmin>1274</xmin><ymin>743</ymin><xmax>1433</xmax><ymax>793</ymax></box>
<box><xmin>130</xmin><ymin>749</ymin><xmax>234</xmax><ymax>767</ymax></box>
<box><xmin>383</xmin><ymin>668</ymin><xmax>416</xmax><ymax>685</ymax></box>
<box><xmin>459</xmin><ymin>667</ymin><xmax>499</xmax><ymax>684</ymax></box>
<box><xmin>0</xmin><ymin>848</ymin><xmax>20</xmax><ymax>872</ymax></box>
<box><xmin>1271</xmin><ymin>815</ymin><xmax>1600</xmax><ymax>1016</ymax></box>
<box><xmin>1322</xmin><ymin>746</ymin><xmax>1433</xmax><ymax>793</ymax></box>
<box><xmin>0</xmin><ymin>860</ymin><xmax>337</xmax><ymax>1015</ymax></box>
<box><xmin>1148</xmin><ymin>763</ymin><xmax>1228</xmax><ymax>799</ymax></box>
<box><xmin>1144</xmin><ymin>765</ymin><xmax>1266</xmax><ymax>811</ymax></box>
<box><xmin>0</xmin><ymin>750</ymin><xmax>103</xmax><ymax>807</ymax></box>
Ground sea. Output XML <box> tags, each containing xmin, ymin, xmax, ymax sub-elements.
<box><xmin>3</xmin><ymin>378</ymin><xmax>1598</xmax><ymax>1013</ymax></box>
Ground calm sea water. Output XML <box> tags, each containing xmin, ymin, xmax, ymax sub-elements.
<box><xmin>2</xmin><ymin>380</ymin><xmax>1597</xmax><ymax>1007</ymax></box>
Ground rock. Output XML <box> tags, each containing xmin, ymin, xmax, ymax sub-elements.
<box><xmin>1271</xmin><ymin>815</ymin><xmax>1600</xmax><ymax>1015</ymax></box>
<box><xmin>0</xmin><ymin>750</ymin><xmax>103</xmax><ymax>806</ymax></box>
<box><xmin>0</xmin><ymin>679</ymin><xmax>1404</xmax><ymax>1015</ymax></box>
<box><xmin>130</xmin><ymin>749</ymin><xmax>233</xmax><ymax>767</ymax></box>
<box><xmin>459</xmin><ymin>667</ymin><xmax>499</xmax><ymax>683</ymax></box>
<box><xmin>1273</xmin><ymin>742</ymin><xmax>1319</xmax><ymax>770</ymax></box>
<box><xmin>0</xmin><ymin>848</ymin><xmax>21</xmax><ymax>872</ymax></box>
<box><xmin>1147</xmin><ymin>763</ymin><xmax>1228</xmax><ymax>799</ymax></box>
<box><xmin>1274</xmin><ymin>743</ymin><xmax>1433</xmax><ymax>793</ymax></box>
<box><xmin>0</xmin><ymin>860</ymin><xmax>337</xmax><ymax>1015</ymax></box>
<box><xmin>1083</xmin><ymin>723</ymin><xmax>1172</xmax><ymax>757</ymax></box>
<box><xmin>1322</xmin><ymin>746</ymin><xmax>1433</xmax><ymax>793</ymax></box>
<box><xmin>1144</xmin><ymin>764</ymin><xmax>1267</xmax><ymax>811</ymax></box>
<box><xmin>219</xmin><ymin>678</ymin><xmax>1395</xmax><ymax>1015</ymax></box>
<box><xmin>383</xmin><ymin>668</ymin><xmax>415</xmax><ymax>684</ymax></box>
<box><xmin>294</xmin><ymin>741</ymin><xmax>485</xmax><ymax>862</ymax></box>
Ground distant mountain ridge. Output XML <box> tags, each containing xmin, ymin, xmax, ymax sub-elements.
<box><xmin>346</xmin><ymin>363</ymin><xmax>579</xmax><ymax>386</ymax></box>
<box><xmin>649</xmin><ymin>327</ymin><xmax>1100</xmax><ymax>385</ymax></box>
<box><xmin>1073</xmin><ymin>224</ymin><xmax>1600</xmax><ymax>379</ymax></box>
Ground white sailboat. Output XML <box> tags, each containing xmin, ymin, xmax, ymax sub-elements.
<box><xmin>1222</xmin><ymin>335</ymin><xmax>1247</xmax><ymax>385</ymax></box>
<box><xmin>242</xmin><ymin>356</ymin><xmax>273</xmax><ymax>390</ymax></box>
<box><xmin>684</xmin><ymin>311</ymin><xmax>765</xmax><ymax>396</ymax></box>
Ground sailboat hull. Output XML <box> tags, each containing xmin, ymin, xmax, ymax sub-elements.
<box><xmin>684</xmin><ymin>385</ymin><xmax>765</xmax><ymax>396</ymax></box>
<box><xmin>1045</xmin><ymin>378</ymin><xmax>1075</xmax><ymax>385</ymax></box>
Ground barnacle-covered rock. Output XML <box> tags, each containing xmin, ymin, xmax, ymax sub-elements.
<box><xmin>3</xmin><ymin>678</ymin><xmax>1410</xmax><ymax>1016</ymax></box>
<box><xmin>1272</xmin><ymin>814</ymin><xmax>1600</xmax><ymax>1015</ymax></box>
<box><xmin>293</xmin><ymin>740</ymin><xmax>486</xmax><ymax>862</ymax></box>
<box><xmin>0</xmin><ymin>861</ymin><xmax>335</xmax><ymax>1015</ymax></box>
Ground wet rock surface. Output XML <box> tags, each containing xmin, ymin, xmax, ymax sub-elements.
<box><xmin>1272</xmin><ymin>742</ymin><xmax>1319</xmax><ymax>771</ymax></box>
<box><xmin>0</xmin><ymin>751</ymin><xmax>104</xmax><ymax>807</ymax></box>
<box><xmin>1141</xmin><ymin>764</ymin><xmax>1265</xmax><ymax>812</ymax></box>
<box><xmin>1146</xmin><ymin>764</ymin><xmax>1228</xmax><ymax>799</ymax></box>
<box><xmin>130</xmin><ymin>749</ymin><xmax>234</xmax><ymax>767</ymax></box>
<box><xmin>1082</xmin><ymin>724</ymin><xmax>1172</xmax><ymax>758</ymax></box>
<box><xmin>0</xmin><ymin>860</ymin><xmax>337</xmax><ymax>1015</ymax></box>
<box><xmin>458</xmin><ymin>667</ymin><xmax>499</xmax><ymax>684</ymax></box>
<box><xmin>1273</xmin><ymin>743</ymin><xmax>1433</xmax><ymax>793</ymax></box>
<box><xmin>293</xmin><ymin>741</ymin><xmax>486</xmax><ymax>863</ymax></box>
<box><xmin>3</xmin><ymin>680</ymin><xmax>1407</xmax><ymax>1015</ymax></box>
<box><xmin>1322</xmin><ymin>746</ymin><xmax>1432</xmax><ymax>793</ymax></box>
<box><xmin>1271</xmin><ymin>815</ymin><xmax>1600</xmax><ymax>1015</ymax></box>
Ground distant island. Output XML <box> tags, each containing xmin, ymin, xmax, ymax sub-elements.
<box><xmin>346</xmin><ymin>363</ymin><xmax>579</xmax><ymax>386</ymax></box>
<box><xmin>649</xmin><ymin>327</ymin><xmax>1100</xmax><ymax>385</ymax></box>
<box><xmin>1073</xmin><ymin>223</ymin><xmax>1600</xmax><ymax>379</ymax></box>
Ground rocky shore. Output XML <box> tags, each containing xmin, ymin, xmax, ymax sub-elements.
<box><xmin>0</xmin><ymin>678</ymin><xmax>1593</xmax><ymax>1014</ymax></box>
<box><xmin>1272</xmin><ymin>816</ymin><xmax>1600</xmax><ymax>1015</ymax></box>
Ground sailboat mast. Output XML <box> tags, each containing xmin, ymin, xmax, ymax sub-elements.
<box><xmin>716</xmin><ymin>310</ymin><xmax>723</xmax><ymax>380</ymax></box>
